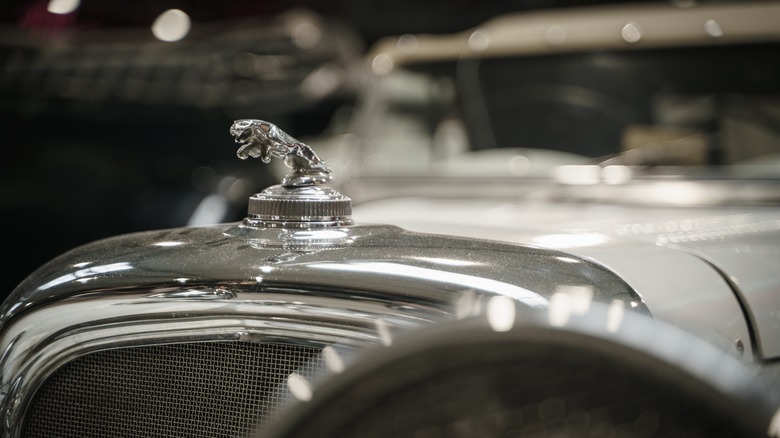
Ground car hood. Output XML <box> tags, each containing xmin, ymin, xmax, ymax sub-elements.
<box><xmin>352</xmin><ymin>197</ymin><xmax>780</xmax><ymax>361</ymax></box>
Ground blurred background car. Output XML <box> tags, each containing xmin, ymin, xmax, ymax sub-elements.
<box><xmin>0</xmin><ymin>0</ymin><xmax>626</xmax><ymax>301</ymax></box>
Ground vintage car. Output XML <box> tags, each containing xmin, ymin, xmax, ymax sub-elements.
<box><xmin>3</xmin><ymin>1</ymin><xmax>780</xmax><ymax>437</ymax></box>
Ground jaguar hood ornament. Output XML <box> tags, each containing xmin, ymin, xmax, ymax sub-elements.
<box><xmin>230</xmin><ymin>119</ymin><xmax>352</xmax><ymax>228</ymax></box>
<box><xmin>230</xmin><ymin>119</ymin><xmax>332</xmax><ymax>187</ymax></box>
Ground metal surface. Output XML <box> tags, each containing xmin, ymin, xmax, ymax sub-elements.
<box><xmin>264</xmin><ymin>303</ymin><xmax>779</xmax><ymax>438</ymax></box>
<box><xmin>230</xmin><ymin>119</ymin><xmax>353</xmax><ymax>228</ymax></box>
<box><xmin>0</xmin><ymin>115</ymin><xmax>641</xmax><ymax>434</ymax></box>
<box><xmin>681</xmin><ymin>231</ymin><xmax>780</xmax><ymax>359</ymax></box>
<box><xmin>336</xmin><ymin>0</ymin><xmax>780</xmax><ymax>364</ymax></box>
<box><xmin>245</xmin><ymin>185</ymin><xmax>353</xmax><ymax>228</ymax></box>
<box><xmin>344</xmin><ymin>176</ymin><xmax>780</xmax><ymax>207</ymax></box>
<box><xmin>352</xmin><ymin>198</ymin><xmax>772</xmax><ymax>359</ymax></box>
<box><xmin>0</xmin><ymin>222</ymin><xmax>644</xmax><ymax>435</ymax></box>
<box><xmin>230</xmin><ymin>119</ymin><xmax>333</xmax><ymax>187</ymax></box>
<box><xmin>24</xmin><ymin>341</ymin><xmax>326</xmax><ymax>437</ymax></box>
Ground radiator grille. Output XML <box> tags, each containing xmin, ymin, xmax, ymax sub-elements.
<box><xmin>23</xmin><ymin>341</ymin><xmax>325</xmax><ymax>438</ymax></box>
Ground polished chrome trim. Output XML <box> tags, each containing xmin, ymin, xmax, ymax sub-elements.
<box><xmin>230</xmin><ymin>118</ymin><xmax>353</xmax><ymax>228</ymax></box>
<box><xmin>0</xmin><ymin>287</ymin><xmax>438</xmax><ymax>436</ymax></box>
<box><xmin>2</xmin><ymin>224</ymin><xmax>645</xmax><ymax>326</ymax></box>
<box><xmin>230</xmin><ymin>119</ymin><xmax>333</xmax><ymax>187</ymax></box>
<box><xmin>0</xmin><ymin>223</ymin><xmax>646</xmax><ymax>434</ymax></box>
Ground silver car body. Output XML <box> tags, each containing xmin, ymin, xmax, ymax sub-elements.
<box><xmin>334</xmin><ymin>0</ymin><xmax>780</xmax><ymax>363</ymax></box>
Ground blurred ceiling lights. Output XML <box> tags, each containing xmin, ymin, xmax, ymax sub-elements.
<box><xmin>152</xmin><ymin>9</ymin><xmax>191</xmax><ymax>42</ymax></box>
<box><xmin>46</xmin><ymin>0</ymin><xmax>80</xmax><ymax>15</ymax></box>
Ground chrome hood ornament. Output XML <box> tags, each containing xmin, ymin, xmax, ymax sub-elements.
<box><xmin>230</xmin><ymin>119</ymin><xmax>352</xmax><ymax>228</ymax></box>
<box><xmin>230</xmin><ymin>119</ymin><xmax>332</xmax><ymax>187</ymax></box>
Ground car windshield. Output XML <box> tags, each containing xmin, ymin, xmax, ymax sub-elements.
<box><xmin>348</xmin><ymin>42</ymin><xmax>780</xmax><ymax>183</ymax></box>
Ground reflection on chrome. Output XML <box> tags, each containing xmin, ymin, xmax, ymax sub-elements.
<box><xmin>456</xmin><ymin>290</ymin><xmax>480</xmax><ymax>320</ymax></box>
<box><xmin>145</xmin><ymin>287</ymin><xmax>237</xmax><ymax>300</ymax></box>
<box><xmin>375</xmin><ymin>318</ymin><xmax>393</xmax><ymax>346</ymax></box>
<box><xmin>548</xmin><ymin>293</ymin><xmax>572</xmax><ymax>327</ymax></box>
<box><xmin>556</xmin><ymin>285</ymin><xmax>593</xmax><ymax>316</ymax></box>
<box><xmin>37</xmin><ymin>262</ymin><xmax>133</xmax><ymax>291</ymax></box>
<box><xmin>286</xmin><ymin>230</ymin><xmax>351</xmax><ymax>241</ymax></box>
<box><xmin>287</xmin><ymin>373</ymin><xmax>313</xmax><ymax>402</ymax></box>
<box><xmin>309</xmin><ymin>262</ymin><xmax>548</xmax><ymax>308</ymax></box>
<box><xmin>411</xmin><ymin>257</ymin><xmax>477</xmax><ymax>267</ymax></box>
<box><xmin>487</xmin><ymin>296</ymin><xmax>516</xmax><ymax>332</ymax></box>
<box><xmin>607</xmin><ymin>299</ymin><xmax>626</xmax><ymax>333</ymax></box>
<box><xmin>154</xmin><ymin>241</ymin><xmax>184</xmax><ymax>247</ymax></box>
<box><xmin>554</xmin><ymin>256</ymin><xmax>581</xmax><ymax>264</ymax></box>
<box><xmin>322</xmin><ymin>346</ymin><xmax>344</xmax><ymax>374</ymax></box>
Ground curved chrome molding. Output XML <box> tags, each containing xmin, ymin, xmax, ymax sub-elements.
<box><xmin>0</xmin><ymin>286</ymin><xmax>445</xmax><ymax>436</ymax></box>
<box><xmin>1</xmin><ymin>224</ymin><xmax>645</xmax><ymax>326</ymax></box>
<box><xmin>0</xmin><ymin>223</ymin><xmax>646</xmax><ymax>435</ymax></box>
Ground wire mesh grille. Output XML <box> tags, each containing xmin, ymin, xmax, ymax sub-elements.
<box><xmin>23</xmin><ymin>341</ymin><xmax>325</xmax><ymax>438</ymax></box>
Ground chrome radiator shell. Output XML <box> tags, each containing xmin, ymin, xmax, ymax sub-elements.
<box><xmin>0</xmin><ymin>223</ymin><xmax>644</xmax><ymax>436</ymax></box>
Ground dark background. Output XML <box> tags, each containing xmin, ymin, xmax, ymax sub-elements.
<box><xmin>0</xmin><ymin>0</ymin><xmax>643</xmax><ymax>298</ymax></box>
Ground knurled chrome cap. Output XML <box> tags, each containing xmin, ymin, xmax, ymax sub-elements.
<box><xmin>245</xmin><ymin>185</ymin><xmax>353</xmax><ymax>228</ymax></box>
<box><xmin>230</xmin><ymin>119</ymin><xmax>353</xmax><ymax>228</ymax></box>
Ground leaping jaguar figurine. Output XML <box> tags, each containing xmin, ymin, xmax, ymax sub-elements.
<box><xmin>230</xmin><ymin>119</ymin><xmax>332</xmax><ymax>187</ymax></box>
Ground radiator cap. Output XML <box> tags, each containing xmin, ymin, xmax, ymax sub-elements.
<box><xmin>229</xmin><ymin>119</ymin><xmax>353</xmax><ymax>228</ymax></box>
